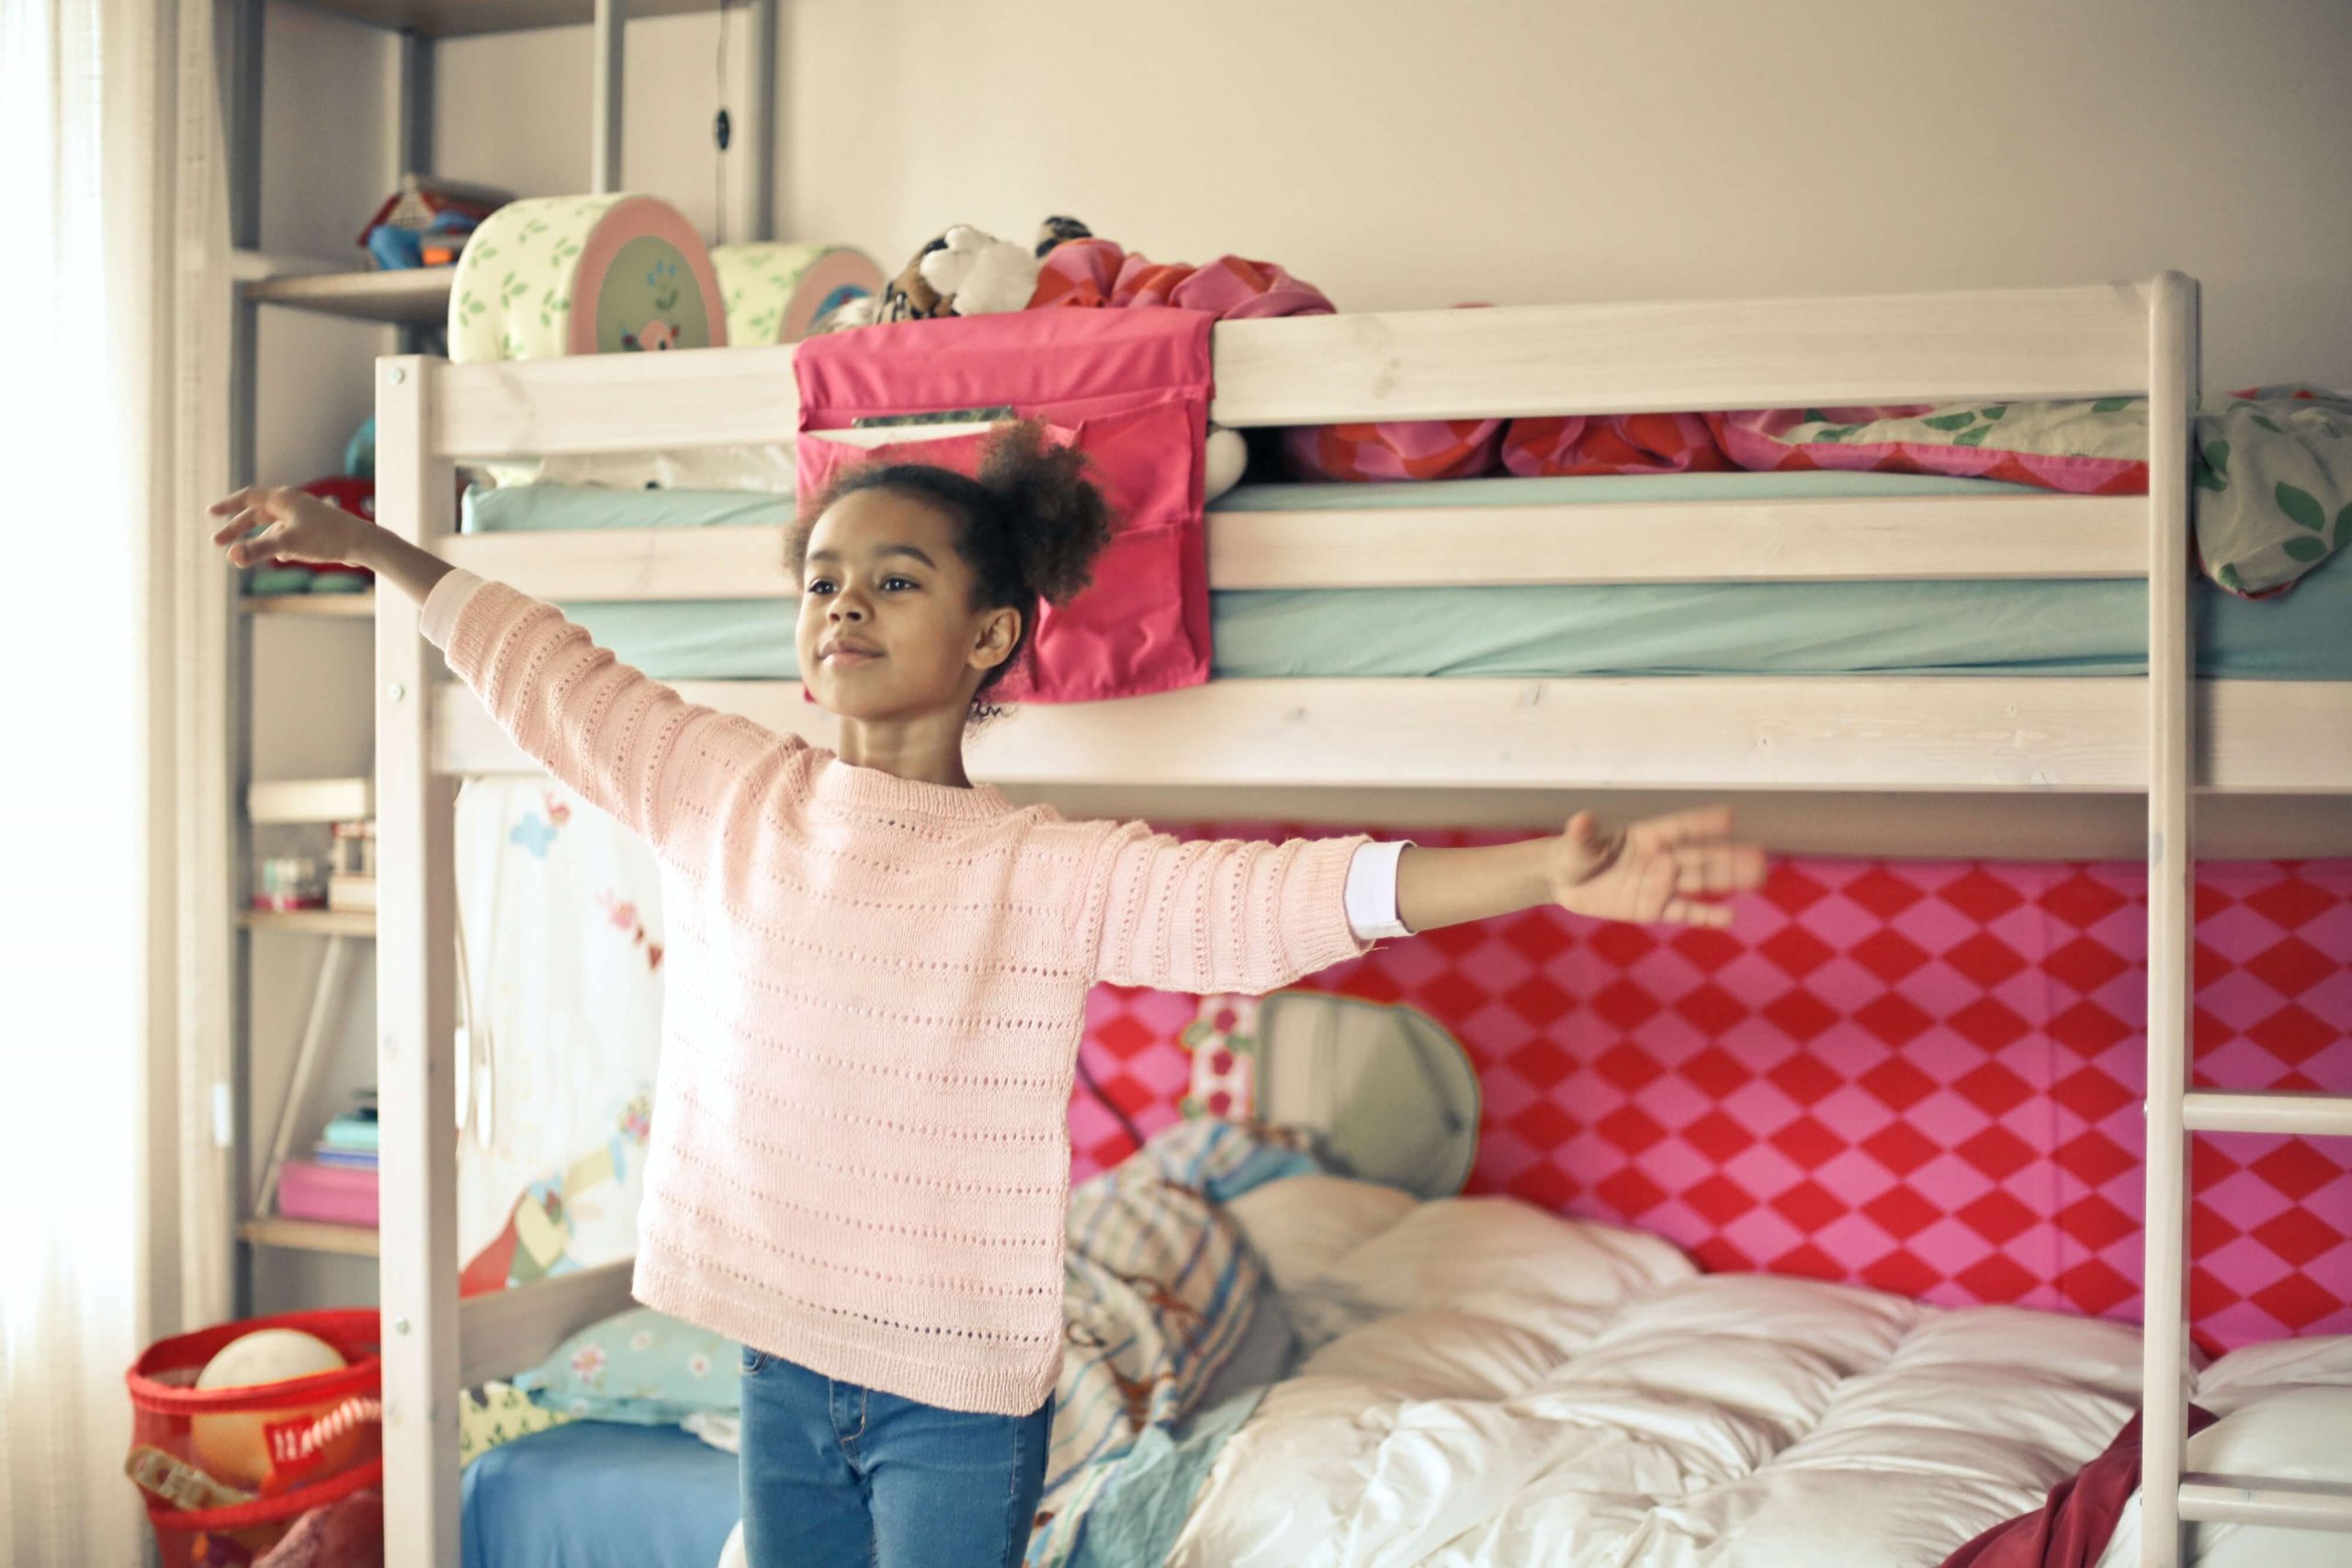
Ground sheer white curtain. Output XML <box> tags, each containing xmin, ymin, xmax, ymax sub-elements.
<box><xmin>0</xmin><ymin>0</ymin><xmax>226</xmax><ymax>1562</ymax></box>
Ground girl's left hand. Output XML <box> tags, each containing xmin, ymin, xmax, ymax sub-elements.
<box><xmin>1547</xmin><ymin>807</ymin><xmax>1766</xmax><ymax>928</ymax></box>
<box><xmin>207</xmin><ymin>484</ymin><xmax>379</xmax><ymax>570</ymax></box>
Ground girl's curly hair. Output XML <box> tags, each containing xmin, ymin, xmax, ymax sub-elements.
<box><xmin>789</xmin><ymin>420</ymin><xmax>1117</xmax><ymax>705</ymax></box>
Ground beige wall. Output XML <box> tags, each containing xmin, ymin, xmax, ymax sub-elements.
<box><xmin>431</xmin><ymin>0</ymin><xmax>2352</xmax><ymax>390</ymax></box>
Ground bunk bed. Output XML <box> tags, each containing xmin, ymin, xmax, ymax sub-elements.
<box><xmin>371</xmin><ymin>274</ymin><xmax>2352</xmax><ymax>1568</ymax></box>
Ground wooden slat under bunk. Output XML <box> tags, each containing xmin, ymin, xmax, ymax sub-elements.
<box><xmin>431</xmin><ymin>671</ymin><xmax>2352</xmax><ymax>796</ymax></box>
<box><xmin>439</xmin><ymin>491</ymin><xmax>2152</xmax><ymax>597</ymax></box>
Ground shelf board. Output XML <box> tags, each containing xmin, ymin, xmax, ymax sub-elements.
<box><xmin>241</xmin><ymin>592</ymin><xmax>375</xmax><ymax>618</ymax></box>
<box><xmin>243</xmin><ymin>265</ymin><xmax>453</xmax><ymax>325</ymax></box>
<box><xmin>241</xmin><ymin>1216</ymin><xmax>380</xmax><ymax>1257</ymax></box>
<box><xmin>241</xmin><ymin>908</ymin><xmax>378</xmax><ymax>938</ymax></box>
<box><xmin>247</xmin><ymin>775</ymin><xmax>373</xmax><ymax>825</ymax></box>
<box><xmin>289</xmin><ymin>0</ymin><xmax>728</xmax><ymax>37</ymax></box>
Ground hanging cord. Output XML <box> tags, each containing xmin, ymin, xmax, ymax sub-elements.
<box><xmin>711</xmin><ymin>0</ymin><xmax>730</xmax><ymax>243</ymax></box>
<box><xmin>1075</xmin><ymin>1046</ymin><xmax>1148</xmax><ymax>1161</ymax></box>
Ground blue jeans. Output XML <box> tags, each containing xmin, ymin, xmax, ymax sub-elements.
<box><xmin>737</xmin><ymin>1346</ymin><xmax>1053</xmax><ymax>1568</ymax></box>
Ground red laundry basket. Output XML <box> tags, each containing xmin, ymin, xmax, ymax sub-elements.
<box><xmin>124</xmin><ymin>1307</ymin><xmax>384</xmax><ymax>1567</ymax></box>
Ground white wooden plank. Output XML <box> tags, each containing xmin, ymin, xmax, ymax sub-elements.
<box><xmin>1209</xmin><ymin>283</ymin><xmax>2151</xmax><ymax>426</ymax></box>
<box><xmin>441</xmin><ymin>522</ymin><xmax>798</xmax><ymax>600</ymax></box>
<box><xmin>438</xmin><ymin>675</ymin><xmax>2138</xmax><ymax>789</ymax></box>
<box><xmin>2140</xmin><ymin>268</ymin><xmax>2199</xmax><ymax>1568</ymax></box>
<box><xmin>2182</xmin><ymin>1090</ymin><xmax>2352</xmax><ymax>1138</ymax></box>
<box><xmin>2177</xmin><ymin>1476</ymin><xmax>2352</xmax><ymax>1533</ymax></box>
<box><xmin>2199</xmin><ymin>680</ymin><xmax>2352</xmax><ymax>793</ymax></box>
<box><xmin>424</xmin><ymin>284</ymin><xmax>2148</xmax><ymax>459</ymax></box>
<box><xmin>246</xmin><ymin>775</ymin><xmax>373</xmax><ymax>823</ymax></box>
<box><xmin>440</xmin><ymin>491</ymin><xmax>2145</xmax><ymax>604</ymax></box>
<box><xmin>432</xmin><ymin>343</ymin><xmax>802</xmax><ymax>458</ymax></box>
<box><xmin>960</xmin><ymin>677</ymin><xmax>2157</xmax><ymax>791</ymax></box>
<box><xmin>1208</xmin><ymin>493</ymin><xmax>2145</xmax><ymax>587</ymax></box>
<box><xmin>458</xmin><ymin>1262</ymin><xmax>638</xmax><ymax>1388</ymax></box>
<box><xmin>375</xmin><ymin>355</ymin><xmax>465</xmax><ymax>1568</ymax></box>
<box><xmin>432</xmin><ymin>674</ymin><xmax>2352</xmax><ymax>795</ymax></box>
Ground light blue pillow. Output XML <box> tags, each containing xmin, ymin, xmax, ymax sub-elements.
<box><xmin>511</xmin><ymin>1306</ymin><xmax>741</xmax><ymax>1425</ymax></box>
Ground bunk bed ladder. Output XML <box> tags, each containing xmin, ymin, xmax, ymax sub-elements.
<box><xmin>2137</xmin><ymin>274</ymin><xmax>2352</xmax><ymax>1566</ymax></box>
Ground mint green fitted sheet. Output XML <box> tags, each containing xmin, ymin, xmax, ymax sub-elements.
<box><xmin>459</xmin><ymin>472</ymin><xmax>2352</xmax><ymax>682</ymax></box>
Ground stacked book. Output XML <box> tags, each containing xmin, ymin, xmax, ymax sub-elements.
<box><xmin>276</xmin><ymin>1089</ymin><xmax>380</xmax><ymax>1228</ymax></box>
<box><xmin>313</xmin><ymin>1106</ymin><xmax>380</xmax><ymax>1170</ymax></box>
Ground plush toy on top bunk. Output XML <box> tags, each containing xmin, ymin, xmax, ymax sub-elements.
<box><xmin>857</xmin><ymin>214</ymin><xmax>1096</xmax><ymax>325</ymax></box>
<box><xmin>834</xmin><ymin>214</ymin><xmax>1289</xmax><ymax>499</ymax></box>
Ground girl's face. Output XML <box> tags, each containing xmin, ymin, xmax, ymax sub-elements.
<box><xmin>795</xmin><ymin>488</ymin><xmax>1020</xmax><ymax>722</ymax></box>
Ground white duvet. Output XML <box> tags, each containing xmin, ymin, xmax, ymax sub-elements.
<box><xmin>1167</xmin><ymin>1182</ymin><xmax>2352</xmax><ymax>1568</ymax></box>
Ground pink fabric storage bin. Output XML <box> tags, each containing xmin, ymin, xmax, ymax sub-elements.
<box><xmin>277</xmin><ymin>1160</ymin><xmax>379</xmax><ymax>1227</ymax></box>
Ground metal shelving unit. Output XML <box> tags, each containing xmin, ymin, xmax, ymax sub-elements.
<box><xmin>219</xmin><ymin>0</ymin><xmax>775</xmax><ymax>1298</ymax></box>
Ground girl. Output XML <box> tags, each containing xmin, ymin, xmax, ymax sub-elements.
<box><xmin>210</xmin><ymin>424</ymin><xmax>1764</xmax><ymax>1568</ymax></box>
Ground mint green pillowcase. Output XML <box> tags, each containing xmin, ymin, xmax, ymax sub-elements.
<box><xmin>511</xmin><ymin>1305</ymin><xmax>741</xmax><ymax>1425</ymax></box>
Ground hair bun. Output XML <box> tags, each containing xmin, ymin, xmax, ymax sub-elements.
<box><xmin>978</xmin><ymin>420</ymin><xmax>1115</xmax><ymax>605</ymax></box>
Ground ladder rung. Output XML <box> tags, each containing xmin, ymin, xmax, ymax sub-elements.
<box><xmin>2179</xmin><ymin>1473</ymin><xmax>2352</xmax><ymax>1532</ymax></box>
<box><xmin>2179</xmin><ymin>1090</ymin><xmax>2352</xmax><ymax>1138</ymax></box>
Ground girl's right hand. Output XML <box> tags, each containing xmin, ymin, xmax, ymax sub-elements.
<box><xmin>207</xmin><ymin>485</ymin><xmax>380</xmax><ymax>570</ymax></box>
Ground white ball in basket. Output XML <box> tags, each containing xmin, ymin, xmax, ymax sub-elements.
<box><xmin>190</xmin><ymin>1328</ymin><xmax>356</xmax><ymax>1489</ymax></box>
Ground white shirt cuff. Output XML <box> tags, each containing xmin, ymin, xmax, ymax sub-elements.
<box><xmin>1344</xmin><ymin>840</ymin><xmax>1414</xmax><ymax>942</ymax></box>
<box><xmin>419</xmin><ymin>569</ymin><xmax>485</xmax><ymax>650</ymax></box>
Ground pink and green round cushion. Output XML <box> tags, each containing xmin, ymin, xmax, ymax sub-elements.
<box><xmin>448</xmin><ymin>194</ymin><xmax>725</xmax><ymax>363</ymax></box>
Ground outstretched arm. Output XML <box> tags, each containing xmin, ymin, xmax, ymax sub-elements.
<box><xmin>1396</xmin><ymin>807</ymin><xmax>1766</xmax><ymax>934</ymax></box>
<box><xmin>1079</xmin><ymin>808</ymin><xmax>1767</xmax><ymax>997</ymax></box>
<box><xmin>209</xmin><ymin>485</ymin><xmax>786</xmax><ymax>849</ymax></box>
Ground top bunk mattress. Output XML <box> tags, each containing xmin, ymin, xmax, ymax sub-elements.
<box><xmin>457</xmin><ymin>470</ymin><xmax>2352</xmax><ymax>682</ymax></box>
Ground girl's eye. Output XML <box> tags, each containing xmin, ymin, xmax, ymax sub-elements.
<box><xmin>805</xmin><ymin>579</ymin><xmax>834</xmax><ymax>595</ymax></box>
<box><xmin>884</xmin><ymin>576</ymin><xmax>917</xmax><ymax>592</ymax></box>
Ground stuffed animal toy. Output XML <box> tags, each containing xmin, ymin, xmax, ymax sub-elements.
<box><xmin>875</xmin><ymin>216</ymin><xmax>1093</xmax><ymax>323</ymax></box>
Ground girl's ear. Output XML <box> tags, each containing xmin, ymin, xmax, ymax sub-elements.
<box><xmin>971</xmin><ymin>604</ymin><xmax>1023</xmax><ymax>671</ymax></box>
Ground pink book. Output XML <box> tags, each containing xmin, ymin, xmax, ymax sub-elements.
<box><xmin>277</xmin><ymin>1160</ymin><xmax>379</xmax><ymax>1228</ymax></box>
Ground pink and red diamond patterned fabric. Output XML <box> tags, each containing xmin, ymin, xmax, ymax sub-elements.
<box><xmin>1067</xmin><ymin>829</ymin><xmax>2352</xmax><ymax>1354</ymax></box>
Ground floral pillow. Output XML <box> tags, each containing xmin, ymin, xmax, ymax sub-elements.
<box><xmin>512</xmin><ymin>1305</ymin><xmax>741</xmax><ymax>1425</ymax></box>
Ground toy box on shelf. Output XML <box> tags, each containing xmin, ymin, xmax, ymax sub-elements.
<box><xmin>357</xmin><ymin>172</ymin><xmax>510</xmax><ymax>270</ymax></box>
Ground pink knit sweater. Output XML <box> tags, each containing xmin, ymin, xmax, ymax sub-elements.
<box><xmin>435</xmin><ymin>581</ymin><xmax>1370</xmax><ymax>1414</ymax></box>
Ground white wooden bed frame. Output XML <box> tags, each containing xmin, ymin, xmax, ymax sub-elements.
<box><xmin>371</xmin><ymin>275</ymin><xmax>2352</xmax><ymax>1568</ymax></box>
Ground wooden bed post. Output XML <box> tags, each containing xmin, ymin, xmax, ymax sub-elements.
<box><xmin>2138</xmin><ymin>270</ymin><xmax>2199</xmax><ymax>1568</ymax></box>
<box><xmin>374</xmin><ymin>353</ymin><xmax>464</xmax><ymax>1568</ymax></box>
